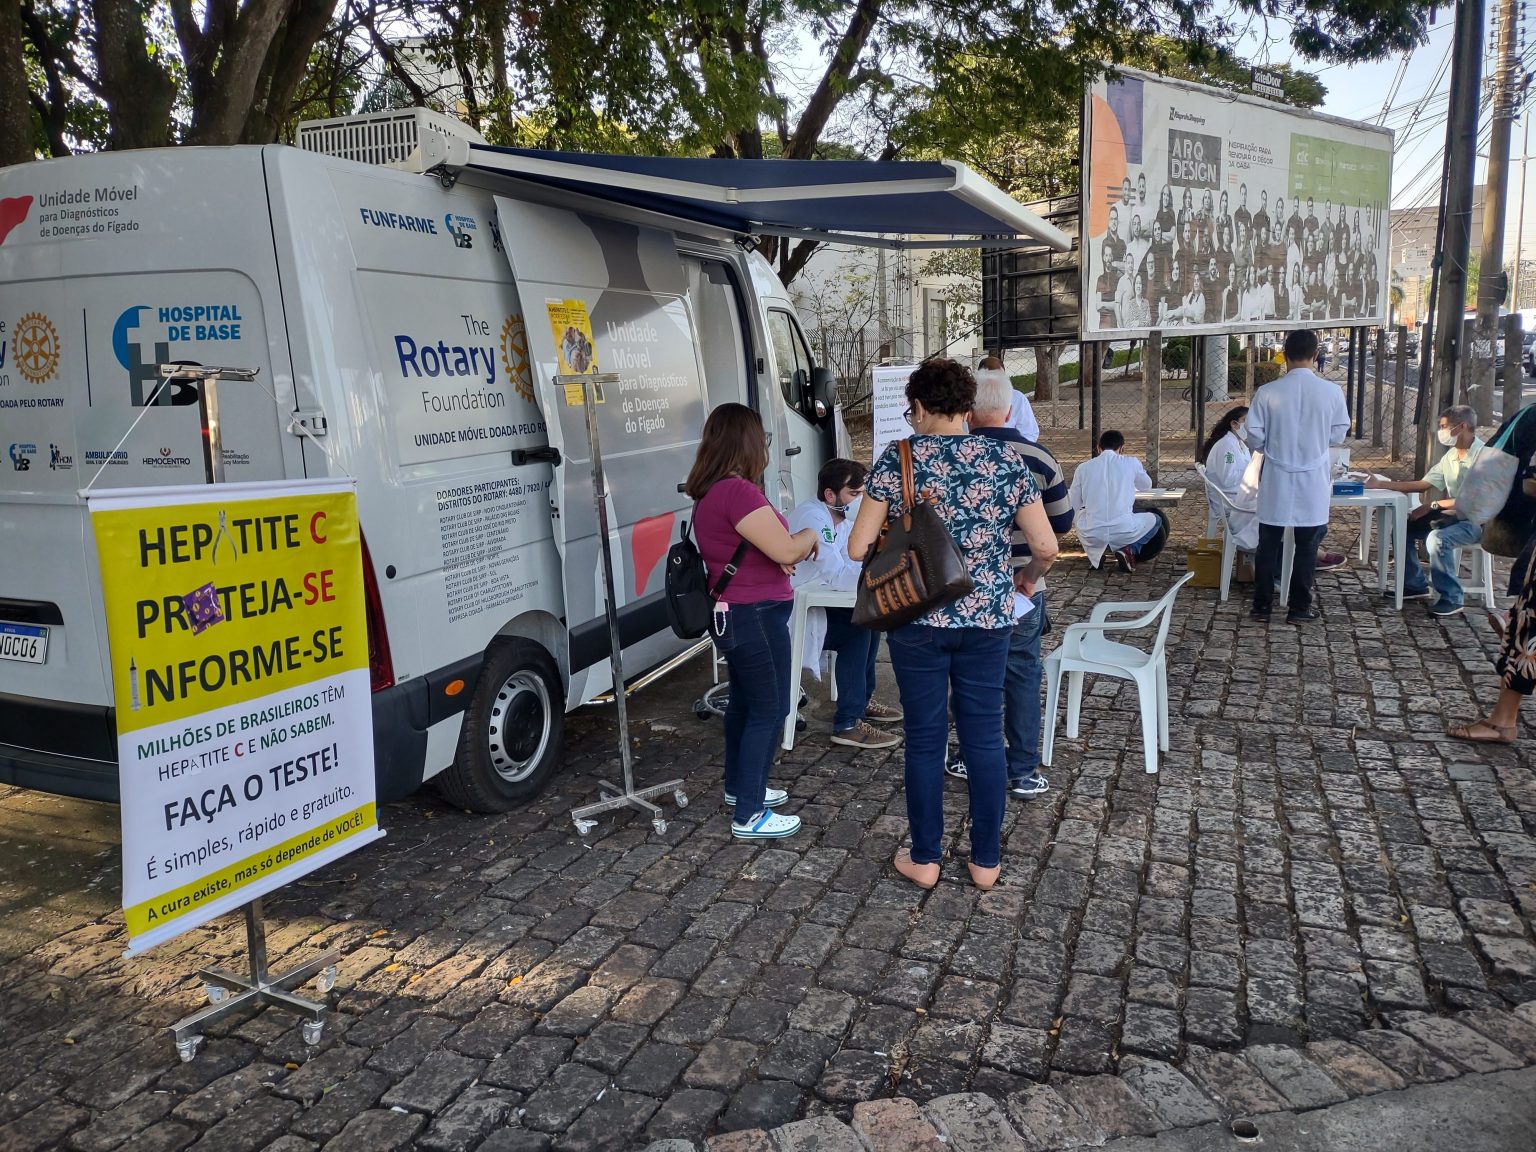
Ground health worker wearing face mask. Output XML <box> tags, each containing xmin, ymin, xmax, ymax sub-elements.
<box><xmin>787</xmin><ymin>459</ymin><xmax>904</xmax><ymax>749</ymax></box>
<box><xmin>1365</xmin><ymin>405</ymin><xmax>1486</xmax><ymax>617</ymax></box>
<box><xmin>1199</xmin><ymin>406</ymin><xmax>1259</xmax><ymax>551</ymax></box>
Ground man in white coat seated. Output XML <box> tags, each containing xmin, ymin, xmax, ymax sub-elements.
<box><xmin>787</xmin><ymin>459</ymin><xmax>902</xmax><ymax>750</ymax></box>
<box><xmin>977</xmin><ymin>356</ymin><xmax>1039</xmax><ymax>442</ymax></box>
<box><xmin>1245</xmin><ymin>328</ymin><xmax>1350</xmax><ymax>625</ymax></box>
<box><xmin>1069</xmin><ymin>430</ymin><xmax>1167</xmax><ymax>572</ymax></box>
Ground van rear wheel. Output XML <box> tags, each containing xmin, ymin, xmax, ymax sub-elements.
<box><xmin>440</xmin><ymin>640</ymin><xmax>564</xmax><ymax>812</ymax></box>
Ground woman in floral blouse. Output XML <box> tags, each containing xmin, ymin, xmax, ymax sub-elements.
<box><xmin>849</xmin><ymin>359</ymin><xmax>1058</xmax><ymax>890</ymax></box>
<box><xmin>1451</xmin><ymin>406</ymin><xmax>1536</xmax><ymax>744</ymax></box>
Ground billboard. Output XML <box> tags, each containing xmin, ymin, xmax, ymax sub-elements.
<box><xmin>1081</xmin><ymin>67</ymin><xmax>1393</xmax><ymax>340</ymax></box>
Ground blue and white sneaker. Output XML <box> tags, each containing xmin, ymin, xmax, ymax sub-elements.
<box><xmin>724</xmin><ymin>786</ymin><xmax>788</xmax><ymax>808</ymax></box>
<box><xmin>731</xmin><ymin>809</ymin><xmax>801</xmax><ymax>839</ymax></box>
<box><xmin>944</xmin><ymin>749</ymin><xmax>968</xmax><ymax>780</ymax></box>
<box><xmin>1008</xmin><ymin>773</ymin><xmax>1049</xmax><ymax>799</ymax></box>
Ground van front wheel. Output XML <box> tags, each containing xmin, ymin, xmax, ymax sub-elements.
<box><xmin>440</xmin><ymin>640</ymin><xmax>564</xmax><ymax>812</ymax></box>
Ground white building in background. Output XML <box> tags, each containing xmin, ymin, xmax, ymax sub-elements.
<box><xmin>789</xmin><ymin>240</ymin><xmax>986</xmax><ymax>402</ymax></box>
<box><xmin>365</xmin><ymin>37</ymin><xmax>492</xmax><ymax>123</ymax></box>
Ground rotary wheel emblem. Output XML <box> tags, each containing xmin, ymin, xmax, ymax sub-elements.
<box><xmin>14</xmin><ymin>312</ymin><xmax>60</xmax><ymax>384</ymax></box>
<box><xmin>501</xmin><ymin>314</ymin><xmax>534</xmax><ymax>403</ymax></box>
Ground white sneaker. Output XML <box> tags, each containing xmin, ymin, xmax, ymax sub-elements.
<box><xmin>731</xmin><ymin>809</ymin><xmax>802</xmax><ymax>839</ymax></box>
<box><xmin>724</xmin><ymin>786</ymin><xmax>788</xmax><ymax>808</ymax></box>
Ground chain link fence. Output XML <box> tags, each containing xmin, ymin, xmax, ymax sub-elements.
<box><xmin>839</xmin><ymin>324</ymin><xmax>1529</xmax><ymax>560</ymax></box>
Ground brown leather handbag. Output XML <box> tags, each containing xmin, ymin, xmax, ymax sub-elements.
<box><xmin>852</xmin><ymin>438</ymin><xmax>975</xmax><ymax>631</ymax></box>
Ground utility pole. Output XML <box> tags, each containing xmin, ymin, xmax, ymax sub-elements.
<box><xmin>1515</xmin><ymin>114</ymin><xmax>1530</xmax><ymax>310</ymax></box>
<box><xmin>1470</xmin><ymin>0</ymin><xmax>1521</xmax><ymax>424</ymax></box>
<box><xmin>1426</xmin><ymin>0</ymin><xmax>1487</xmax><ymax>468</ymax></box>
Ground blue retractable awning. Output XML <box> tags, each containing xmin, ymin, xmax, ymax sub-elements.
<box><xmin>462</xmin><ymin>147</ymin><xmax>1071</xmax><ymax>251</ymax></box>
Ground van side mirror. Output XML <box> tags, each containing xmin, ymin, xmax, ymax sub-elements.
<box><xmin>810</xmin><ymin>367</ymin><xmax>836</xmax><ymax>421</ymax></box>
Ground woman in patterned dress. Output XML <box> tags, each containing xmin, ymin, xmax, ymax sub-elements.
<box><xmin>848</xmin><ymin>359</ymin><xmax>1058</xmax><ymax>890</ymax></box>
<box><xmin>1450</xmin><ymin>407</ymin><xmax>1536</xmax><ymax>743</ymax></box>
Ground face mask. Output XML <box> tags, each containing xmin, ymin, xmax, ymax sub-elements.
<box><xmin>1437</xmin><ymin>428</ymin><xmax>1456</xmax><ymax>448</ymax></box>
<box><xmin>831</xmin><ymin>494</ymin><xmax>863</xmax><ymax>519</ymax></box>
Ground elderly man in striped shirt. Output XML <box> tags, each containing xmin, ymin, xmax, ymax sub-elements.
<box><xmin>946</xmin><ymin>365</ymin><xmax>1074</xmax><ymax>798</ymax></box>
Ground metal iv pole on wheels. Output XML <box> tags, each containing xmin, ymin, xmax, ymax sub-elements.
<box><xmin>562</xmin><ymin>372</ymin><xmax>688</xmax><ymax>837</ymax></box>
<box><xmin>153</xmin><ymin>363</ymin><xmax>340</xmax><ymax>1062</ymax></box>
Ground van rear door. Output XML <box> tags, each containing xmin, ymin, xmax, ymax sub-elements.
<box><xmin>491</xmin><ymin>198</ymin><xmax>710</xmax><ymax>704</ymax></box>
<box><xmin>0</xmin><ymin>150</ymin><xmax>291</xmax><ymax>799</ymax></box>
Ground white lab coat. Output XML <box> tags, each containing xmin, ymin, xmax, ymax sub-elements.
<box><xmin>1204</xmin><ymin>430</ymin><xmax>1259</xmax><ymax>551</ymax></box>
<box><xmin>1010</xmin><ymin>391</ymin><xmax>1040</xmax><ymax>442</ymax></box>
<box><xmin>1069</xmin><ymin>449</ymin><xmax>1158</xmax><ymax>567</ymax></box>
<box><xmin>786</xmin><ymin>499</ymin><xmax>860</xmax><ymax>678</ymax></box>
<box><xmin>1244</xmin><ymin>367</ymin><xmax>1349</xmax><ymax>527</ymax></box>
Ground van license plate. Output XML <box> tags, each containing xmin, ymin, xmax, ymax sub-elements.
<box><xmin>0</xmin><ymin>623</ymin><xmax>48</xmax><ymax>664</ymax></box>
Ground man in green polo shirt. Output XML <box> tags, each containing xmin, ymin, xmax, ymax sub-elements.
<box><xmin>1365</xmin><ymin>405</ymin><xmax>1486</xmax><ymax>617</ymax></box>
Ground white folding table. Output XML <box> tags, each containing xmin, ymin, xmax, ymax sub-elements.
<box><xmin>1279</xmin><ymin>489</ymin><xmax>1414</xmax><ymax>610</ymax></box>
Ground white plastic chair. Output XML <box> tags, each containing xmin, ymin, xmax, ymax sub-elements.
<box><xmin>782</xmin><ymin>585</ymin><xmax>855</xmax><ymax>750</ymax></box>
<box><xmin>1042</xmin><ymin>572</ymin><xmax>1194</xmax><ymax>776</ymax></box>
<box><xmin>1196</xmin><ymin>463</ymin><xmax>1255</xmax><ymax>603</ymax></box>
<box><xmin>1458</xmin><ymin>547</ymin><xmax>1498</xmax><ymax>609</ymax></box>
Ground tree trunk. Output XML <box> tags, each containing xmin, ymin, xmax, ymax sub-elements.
<box><xmin>187</xmin><ymin>0</ymin><xmax>292</xmax><ymax>145</ymax></box>
<box><xmin>241</xmin><ymin>0</ymin><xmax>339</xmax><ymax>142</ymax></box>
<box><xmin>0</xmin><ymin>0</ymin><xmax>32</xmax><ymax>165</ymax></box>
<box><xmin>1033</xmin><ymin>346</ymin><xmax>1061</xmax><ymax>401</ymax></box>
<box><xmin>91</xmin><ymin>0</ymin><xmax>177</xmax><ymax>149</ymax></box>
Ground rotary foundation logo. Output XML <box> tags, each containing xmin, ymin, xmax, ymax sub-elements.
<box><xmin>14</xmin><ymin>312</ymin><xmax>60</xmax><ymax>384</ymax></box>
<box><xmin>500</xmin><ymin>314</ymin><xmax>535</xmax><ymax>404</ymax></box>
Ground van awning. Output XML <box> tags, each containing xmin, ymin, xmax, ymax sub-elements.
<box><xmin>462</xmin><ymin>147</ymin><xmax>1071</xmax><ymax>251</ymax></box>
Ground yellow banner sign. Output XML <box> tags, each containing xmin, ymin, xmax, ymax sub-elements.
<box><xmin>88</xmin><ymin>479</ymin><xmax>381</xmax><ymax>954</ymax></box>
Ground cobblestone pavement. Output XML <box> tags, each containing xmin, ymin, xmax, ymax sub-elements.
<box><xmin>5</xmin><ymin>535</ymin><xmax>1536</xmax><ymax>1152</ymax></box>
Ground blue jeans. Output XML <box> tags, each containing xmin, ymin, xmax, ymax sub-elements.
<box><xmin>1004</xmin><ymin>591</ymin><xmax>1047</xmax><ymax>784</ymax></box>
<box><xmin>823</xmin><ymin>607</ymin><xmax>879</xmax><ymax>731</ymax></box>
<box><xmin>716</xmin><ymin>599</ymin><xmax>792</xmax><ymax>823</ymax></box>
<box><xmin>888</xmin><ymin>623</ymin><xmax>1011</xmax><ymax>869</ymax></box>
<box><xmin>1403</xmin><ymin>515</ymin><xmax>1482</xmax><ymax>607</ymax></box>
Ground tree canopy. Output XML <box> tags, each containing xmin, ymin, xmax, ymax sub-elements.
<box><xmin>3</xmin><ymin>0</ymin><xmax>1435</xmax><ymax>280</ymax></box>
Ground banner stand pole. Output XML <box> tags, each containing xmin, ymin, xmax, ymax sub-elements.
<box><xmin>153</xmin><ymin>364</ymin><xmax>340</xmax><ymax>1063</ymax></box>
<box><xmin>561</xmin><ymin>372</ymin><xmax>687</xmax><ymax>837</ymax></box>
<box><xmin>169</xmin><ymin>898</ymin><xmax>339</xmax><ymax>1061</ymax></box>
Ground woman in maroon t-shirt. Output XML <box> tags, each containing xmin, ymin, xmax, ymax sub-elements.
<box><xmin>685</xmin><ymin>404</ymin><xmax>820</xmax><ymax>838</ymax></box>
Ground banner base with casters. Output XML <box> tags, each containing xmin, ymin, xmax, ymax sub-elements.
<box><xmin>559</xmin><ymin>373</ymin><xmax>686</xmax><ymax>837</ymax></box>
<box><xmin>168</xmin><ymin>899</ymin><xmax>339</xmax><ymax>1062</ymax></box>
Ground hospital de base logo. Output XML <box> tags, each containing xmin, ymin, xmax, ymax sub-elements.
<box><xmin>500</xmin><ymin>314</ymin><xmax>535</xmax><ymax>403</ymax></box>
<box><xmin>14</xmin><ymin>312</ymin><xmax>60</xmax><ymax>384</ymax></box>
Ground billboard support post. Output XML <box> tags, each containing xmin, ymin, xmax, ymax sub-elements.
<box><xmin>1078</xmin><ymin>344</ymin><xmax>1086</xmax><ymax>430</ymax></box>
<box><xmin>1372</xmin><ymin>328</ymin><xmax>1386</xmax><ymax>448</ymax></box>
<box><xmin>1195</xmin><ymin>338</ymin><xmax>1207</xmax><ymax>449</ymax></box>
<box><xmin>1145</xmin><ymin>334</ymin><xmax>1162</xmax><ymax>484</ymax></box>
<box><xmin>1089</xmin><ymin>345</ymin><xmax>1102</xmax><ymax>449</ymax></box>
<box><xmin>1392</xmin><ymin>326</ymin><xmax>1409</xmax><ymax>461</ymax></box>
<box><xmin>1245</xmin><ymin>336</ymin><xmax>1256</xmax><ymax>396</ymax></box>
<box><xmin>1345</xmin><ymin>330</ymin><xmax>1358</xmax><ymax>437</ymax></box>
<box><xmin>1187</xmin><ymin>338</ymin><xmax>1198</xmax><ymax>432</ymax></box>
<box><xmin>1354</xmin><ymin>330</ymin><xmax>1368</xmax><ymax>436</ymax></box>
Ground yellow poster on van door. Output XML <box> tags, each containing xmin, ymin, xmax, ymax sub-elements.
<box><xmin>86</xmin><ymin>479</ymin><xmax>381</xmax><ymax>954</ymax></box>
<box><xmin>547</xmin><ymin>298</ymin><xmax>600</xmax><ymax>378</ymax></box>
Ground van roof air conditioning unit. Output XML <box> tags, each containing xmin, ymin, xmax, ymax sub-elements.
<box><xmin>295</xmin><ymin>108</ymin><xmax>486</xmax><ymax>173</ymax></box>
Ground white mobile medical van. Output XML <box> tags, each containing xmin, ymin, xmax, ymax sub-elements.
<box><xmin>0</xmin><ymin>109</ymin><xmax>1066</xmax><ymax>812</ymax></box>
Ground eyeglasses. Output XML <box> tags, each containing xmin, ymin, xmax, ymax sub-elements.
<box><xmin>902</xmin><ymin>407</ymin><xmax>914</xmax><ymax>426</ymax></box>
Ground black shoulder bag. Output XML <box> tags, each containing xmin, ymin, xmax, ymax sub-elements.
<box><xmin>665</xmin><ymin>519</ymin><xmax>749</xmax><ymax>639</ymax></box>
